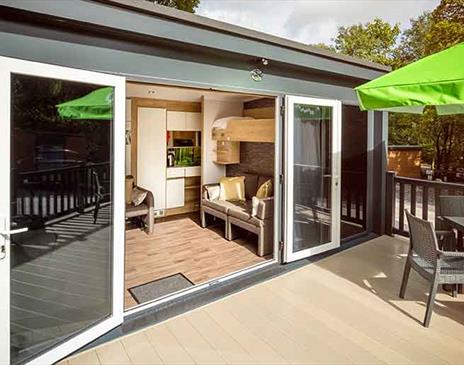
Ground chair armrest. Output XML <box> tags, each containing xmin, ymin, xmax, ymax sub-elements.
<box><xmin>202</xmin><ymin>183</ymin><xmax>220</xmax><ymax>200</ymax></box>
<box><xmin>256</xmin><ymin>197</ymin><xmax>274</xmax><ymax>220</ymax></box>
<box><xmin>438</xmin><ymin>250</ymin><xmax>464</xmax><ymax>258</ymax></box>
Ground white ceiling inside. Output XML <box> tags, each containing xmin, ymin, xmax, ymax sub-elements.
<box><xmin>126</xmin><ymin>82</ymin><xmax>265</xmax><ymax>102</ymax></box>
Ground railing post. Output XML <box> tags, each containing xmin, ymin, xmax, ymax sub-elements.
<box><xmin>385</xmin><ymin>171</ymin><xmax>396</xmax><ymax>236</ymax></box>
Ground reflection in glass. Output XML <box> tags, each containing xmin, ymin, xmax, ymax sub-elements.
<box><xmin>10</xmin><ymin>74</ymin><xmax>113</xmax><ymax>364</ymax></box>
<box><xmin>293</xmin><ymin>104</ymin><xmax>332</xmax><ymax>253</ymax></box>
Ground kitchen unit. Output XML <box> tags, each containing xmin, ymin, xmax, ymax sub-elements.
<box><xmin>134</xmin><ymin>100</ymin><xmax>201</xmax><ymax>216</ymax></box>
<box><xmin>166</xmin><ymin>125</ymin><xmax>201</xmax><ymax>213</ymax></box>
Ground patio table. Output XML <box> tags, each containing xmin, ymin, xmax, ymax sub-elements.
<box><xmin>442</xmin><ymin>216</ymin><xmax>464</xmax><ymax>250</ymax></box>
<box><xmin>442</xmin><ymin>216</ymin><xmax>464</xmax><ymax>294</ymax></box>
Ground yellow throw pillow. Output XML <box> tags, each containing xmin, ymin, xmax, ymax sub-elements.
<box><xmin>219</xmin><ymin>176</ymin><xmax>246</xmax><ymax>201</ymax></box>
<box><xmin>256</xmin><ymin>179</ymin><xmax>273</xmax><ymax>199</ymax></box>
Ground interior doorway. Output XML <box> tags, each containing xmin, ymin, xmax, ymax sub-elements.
<box><xmin>124</xmin><ymin>82</ymin><xmax>278</xmax><ymax>310</ymax></box>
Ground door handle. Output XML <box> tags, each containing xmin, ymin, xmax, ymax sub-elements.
<box><xmin>0</xmin><ymin>227</ymin><xmax>28</xmax><ymax>260</ymax></box>
<box><xmin>0</xmin><ymin>227</ymin><xmax>29</xmax><ymax>236</ymax></box>
<box><xmin>0</xmin><ymin>219</ymin><xmax>29</xmax><ymax>260</ymax></box>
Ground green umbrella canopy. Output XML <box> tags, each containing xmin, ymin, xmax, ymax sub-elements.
<box><xmin>56</xmin><ymin>86</ymin><xmax>114</xmax><ymax>120</ymax></box>
<box><xmin>355</xmin><ymin>43</ymin><xmax>464</xmax><ymax>115</ymax></box>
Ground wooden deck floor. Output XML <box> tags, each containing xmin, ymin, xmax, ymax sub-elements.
<box><xmin>67</xmin><ymin>235</ymin><xmax>464</xmax><ymax>364</ymax></box>
<box><xmin>125</xmin><ymin>214</ymin><xmax>270</xmax><ymax>308</ymax></box>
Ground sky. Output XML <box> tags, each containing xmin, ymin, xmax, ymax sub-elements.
<box><xmin>196</xmin><ymin>0</ymin><xmax>440</xmax><ymax>45</ymax></box>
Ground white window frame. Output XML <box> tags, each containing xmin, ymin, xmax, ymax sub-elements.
<box><xmin>283</xmin><ymin>95</ymin><xmax>342</xmax><ymax>262</ymax></box>
<box><xmin>0</xmin><ymin>56</ymin><xmax>126</xmax><ymax>365</ymax></box>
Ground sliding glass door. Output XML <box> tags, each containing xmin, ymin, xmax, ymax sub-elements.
<box><xmin>0</xmin><ymin>56</ymin><xmax>125</xmax><ymax>364</ymax></box>
<box><xmin>284</xmin><ymin>96</ymin><xmax>341</xmax><ymax>262</ymax></box>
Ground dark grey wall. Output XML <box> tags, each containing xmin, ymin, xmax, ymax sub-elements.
<box><xmin>0</xmin><ymin>28</ymin><xmax>360</xmax><ymax>104</ymax></box>
<box><xmin>226</xmin><ymin>143</ymin><xmax>275</xmax><ymax>177</ymax></box>
<box><xmin>0</xmin><ymin>0</ymin><xmax>385</xmax><ymax>103</ymax></box>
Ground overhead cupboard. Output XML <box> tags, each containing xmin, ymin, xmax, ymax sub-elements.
<box><xmin>167</xmin><ymin>111</ymin><xmax>201</xmax><ymax>131</ymax></box>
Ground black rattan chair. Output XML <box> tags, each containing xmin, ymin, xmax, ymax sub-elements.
<box><xmin>400</xmin><ymin>210</ymin><xmax>464</xmax><ymax>327</ymax></box>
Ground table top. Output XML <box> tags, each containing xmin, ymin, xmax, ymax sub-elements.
<box><xmin>442</xmin><ymin>216</ymin><xmax>464</xmax><ymax>231</ymax></box>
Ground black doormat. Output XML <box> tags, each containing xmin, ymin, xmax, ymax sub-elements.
<box><xmin>129</xmin><ymin>273</ymin><xmax>194</xmax><ymax>304</ymax></box>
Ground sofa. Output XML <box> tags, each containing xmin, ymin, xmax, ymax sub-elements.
<box><xmin>201</xmin><ymin>173</ymin><xmax>274</xmax><ymax>256</ymax></box>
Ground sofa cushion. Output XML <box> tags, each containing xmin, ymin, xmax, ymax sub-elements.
<box><xmin>258</xmin><ymin>175</ymin><xmax>274</xmax><ymax>195</ymax></box>
<box><xmin>126</xmin><ymin>203</ymin><xmax>149</xmax><ymax>218</ymax></box>
<box><xmin>203</xmin><ymin>199</ymin><xmax>240</xmax><ymax>213</ymax></box>
<box><xmin>219</xmin><ymin>176</ymin><xmax>246</xmax><ymax>201</ymax></box>
<box><xmin>256</xmin><ymin>179</ymin><xmax>273</xmax><ymax>199</ymax></box>
<box><xmin>243</xmin><ymin>173</ymin><xmax>259</xmax><ymax>200</ymax></box>
<box><xmin>131</xmin><ymin>187</ymin><xmax>147</xmax><ymax>206</ymax></box>
<box><xmin>205</xmin><ymin>184</ymin><xmax>221</xmax><ymax>201</ymax></box>
<box><xmin>228</xmin><ymin>200</ymin><xmax>253</xmax><ymax>220</ymax></box>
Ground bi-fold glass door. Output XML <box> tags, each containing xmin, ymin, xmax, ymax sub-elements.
<box><xmin>284</xmin><ymin>96</ymin><xmax>341</xmax><ymax>262</ymax></box>
<box><xmin>0</xmin><ymin>56</ymin><xmax>126</xmax><ymax>365</ymax></box>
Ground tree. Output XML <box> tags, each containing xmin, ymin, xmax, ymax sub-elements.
<box><xmin>425</xmin><ymin>0</ymin><xmax>464</xmax><ymax>55</ymax></box>
<box><xmin>389</xmin><ymin>0</ymin><xmax>464</xmax><ymax>171</ymax></box>
<box><xmin>311</xmin><ymin>43</ymin><xmax>336</xmax><ymax>52</ymax></box>
<box><xmin>394</xmin><ymin>12</ymin><xmax>432</xmax><ymax>68</ymax></box>
<box><xmin>332</xmin><ymin>18</ymin><xmax>400</xmax><ymax>66</ymax></box>
<box><xmin>145</xmin><ymin>0</ymin><xmax>199</xmax><ymax>13</ymax></box>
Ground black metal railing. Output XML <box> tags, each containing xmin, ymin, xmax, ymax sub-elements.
<box><xmin>12</xmin><ymin>162</ymin><xmax>110</xmax><ymax>221</ymax></box>
<box><xmin>386</xmin><ymin>171</ymin><xmax>464</xmax><ymax>236</ymax></box>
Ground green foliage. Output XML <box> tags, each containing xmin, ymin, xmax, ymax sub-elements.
<box><xmin>318</xmin><ymin>0</ymin><xmax>464</xmax><ymax>170</ymax></box>
<box><xmin>333</xmin><ymin>18</ymin><xmax>400</xmax><ymax>66</ymax></box>
<box><xmin>311</xmin><ymin>42</ymin><xmax>336</xmax><ymax>52</ymax></box>
<box><xmin>425</xmin><ymin>0</ymin><xmax>464</xmax><ymax>55</ymax></box>
<box><xmin>389</xmin><ymin>0</ymin><xmax>464</xmax><ymax>170</ymax></box>
<box><xmin>145</xmin><ymin>0</ymin><xmax>199</xmax><ymax>13</ymax></box>
<box><xmin>394</xmin><ymin>12</ymin><xmax>432</xmax><ymax>68</ymax></box>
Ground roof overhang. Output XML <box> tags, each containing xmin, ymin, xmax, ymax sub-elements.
<box><xmin>0</xmin><ymin>0</ymin><xmax>390</xmax><ymax>82</ymax></box>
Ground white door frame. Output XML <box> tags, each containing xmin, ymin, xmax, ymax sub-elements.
<box><xmin>283</xmin><ymin>95</ymin><xmax>342</xmax><ymax>262</ymax></box>
<box><xmin>0</xmin><ymin>56</ymin><xmax>126</xmax><ymax>365</ymax></box>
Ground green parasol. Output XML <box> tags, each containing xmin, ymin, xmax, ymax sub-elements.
<box><xmin>355</xmin><ymin>43</ymin><xmax>464</xmax><ymax>115</ymax></box>
<box><xmin>56</xmin><ymin>86</ymin><xmax>114</xmax><ymax>120</ymax></box>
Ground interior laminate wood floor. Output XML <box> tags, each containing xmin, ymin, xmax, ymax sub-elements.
<box><xmin>124</xmin><ymin>214</ymin><xmax>271</xmax><ymax>309</ymax></box>
<box><xmin>66</xmin><ymin>235</ymin><xmax>464</xmax><ymax>365</ymax></box>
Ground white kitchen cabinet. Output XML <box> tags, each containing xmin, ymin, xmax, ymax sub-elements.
<box><xmin>185</xmin><ymin>166</ymin><xmax>201</xmax><ymax>177</ymax></box>
<box><xmin>167</xmin><ymin>166</ymin><xmax>201</xmax><ymax>178</ymax></box>
<box><xmin>185</xmin><ymin>112</ymin><xmax>201</xmax><ymax>130</ymax></box>
<box><xmin>166</xmin><ymin>178</ymin><xmax>185</xmax><ymax>208</ymax></box>
<box><xmin>166</xmin><ymin>167</ymin><xmax>185</xmax><ymax>178</ymax></box>
<box><xmin>137</xmin><ymin>107</ymin><xmax>166</xmax><ymax>211</ymax></box>
<box><xmin>167</xmin><ymin>111</ymin><xmax>201</xmax><ymax>131</ymax></box>
<box><xmin>167</xmin><ymin>111</ymin><xmax>185</xmax><ymax>130</ymax></box>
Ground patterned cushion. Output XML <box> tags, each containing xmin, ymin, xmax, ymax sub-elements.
<box><xmin>131</xmin><ymin>187</ymin><xmax>147</xmax><ymax>206</ymax></box>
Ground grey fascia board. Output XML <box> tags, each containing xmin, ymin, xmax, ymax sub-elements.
<box><xmin>0</xmin><ymin>0</ymin><xmax>387</xmax><ymax>81</ymax></box>
<box><xmin>99</xmin><ymin>0</ymin><xmax>390</xmax><ymax>72</ymax></box>
<box><xmin>0</xmin><ymin>30</ymin><xmax>359</xmax><ymax>104</ymax></box>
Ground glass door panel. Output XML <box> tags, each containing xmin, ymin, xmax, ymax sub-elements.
<box><xmin>0</xmin><ymin>56</ymin><xmax>125</xmax><ymax>365</ymax></box>
<box><xmin>284</xmin><ymin>96</ymin><xmax>341</xmax><ymax>262</ymax></box>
